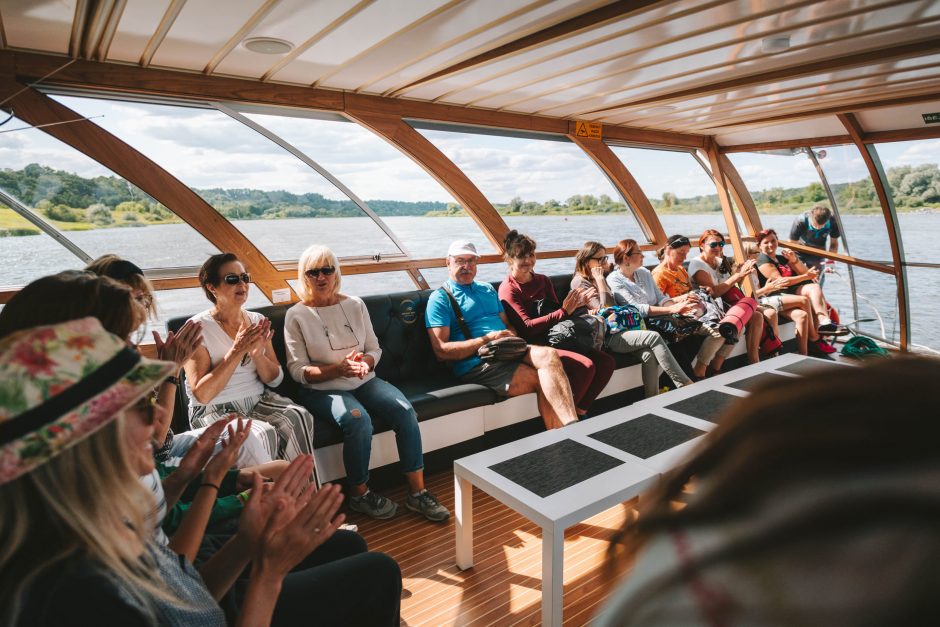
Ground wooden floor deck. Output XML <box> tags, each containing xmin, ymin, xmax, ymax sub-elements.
<box><xmin>350</xmin><ymin>468</ymin><xmax>637</xmax><ymax>626</ymax></box>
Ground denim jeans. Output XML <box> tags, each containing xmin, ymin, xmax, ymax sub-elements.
<box><xmin>298</xmin><ymin>377</ymin><xmax>423</xmax><ymax>486</ymax></box>
<box><xmin>606</xmin><ymin>329</ymin><xmax>693</xmax><ymax>397</ymax></box>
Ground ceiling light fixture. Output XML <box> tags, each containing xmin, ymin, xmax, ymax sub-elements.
<box><xmin>762</xmin><ymin>35</ymin><xmax>791</xmax><ymax>53</ymax></box>
<box><xmin>243</xmin><ymin>37</ymin><xmax>294</xmax><ymax>55</ymax></box>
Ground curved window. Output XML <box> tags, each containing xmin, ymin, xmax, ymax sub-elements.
<box><xmin>608</xmin><ymin>146</ymin><xmax>724</xmax><ymax>238</ymax></box>
<box><xmin>0</xmin><ymin>201</ymin><xmax>81</xmax><ymax>286</ymax></box>
<box><xmin>288</xmin><ymin>271</ymin><xmax>415</xmax><ymax>298</ymax></box>
<box><xmin>414</xmin><ymin>125</ymin><xmax>645</xmax><ymax>249</ymax></box>
<box><xmin>52</xmin><ymin>95</ymin><xmax>400</xmax><ymax>262</ymax></box>
<box><xmin>236</xmin><ymin>108</ymin><xmax>495</xmax><ymax>261</ymax></box>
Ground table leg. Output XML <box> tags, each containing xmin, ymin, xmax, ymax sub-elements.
<box><xmin>542</xmin><ymin>525</ymin><xmax>563</xmax><ymax>627</ymax></box>
<box><xmin>454</xmin><ymin>474</ymin><xmax>473</xmax><ymax>570</ymax></box>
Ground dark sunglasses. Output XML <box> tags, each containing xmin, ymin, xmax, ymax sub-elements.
<box><xmin>668</xmin><ymin>237</ymin><xmax>690</xmax><ymax>249</ymax></box>
<box><xmin>628</xmin><ymin>249</ymin><xmax>644</xmax><ymax>257</ymax></box>
<box><xmin>707</xmin><ymin>240</ymin><xmax>726</xmax><ymax>249</ymax></box>
<box><xmin>591</xmin><ymin>254</ymin><xmax>609</xmax><ymax>262</ymax></box>
<box><xmin>305</xmin><ymin>266</ymin><xmax>336</xmax><ymax>278</ymax></box>
<box><xmin>222</xmin><ymin>272</ymin><xmax>251</xmax><ymax>285</ymax></box>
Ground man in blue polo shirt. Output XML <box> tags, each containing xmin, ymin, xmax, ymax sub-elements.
<box><xmin>425</xmin><ymin>240</ymin><xmax>578</xmax><ymax>430</ymax></box>
<box><xmin>789</xmin><ymin>205</ymin><xmax>840</xmax><ymax>285</ymax></box>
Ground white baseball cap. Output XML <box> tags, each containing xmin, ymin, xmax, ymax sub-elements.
<box><xmin>447</xmin><ymin>240</ymin><xmax>479</xmax><ymax>257</ymax></box>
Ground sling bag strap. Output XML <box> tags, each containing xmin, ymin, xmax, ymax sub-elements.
<box><xmin>440</xmin><ymin>283</ymin><xmax>473</xmax><ymax>340</ymax></box>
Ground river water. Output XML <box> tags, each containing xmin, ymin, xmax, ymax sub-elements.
<box><xmin>1</xmin><ymin>213</ymin><xmax>937</xmax><ymax>351</ymax></box>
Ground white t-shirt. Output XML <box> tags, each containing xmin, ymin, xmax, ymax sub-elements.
<box><xmin>185</xmin><ymin>309</ymin><xmax>265</xmax><ymax>406</ymax></box>
<box><xmin>687</xmin><ymin>256</ymin><xmax>728</xmax><ymax>290</ymax></box>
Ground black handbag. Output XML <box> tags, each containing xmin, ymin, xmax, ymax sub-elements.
<box><xmin>645</xmin><ymin>314</ymin><xmax>702</xmax><ymax>343</ymax></box>
<box><xmin>547</xmin><ymin>313</ymin><xmax>606</xmax><ymax>354</ymax></box>
<box><xmin>441</xmin><ymin>284</ymin><xmax>527</xmax><ymax>363</ymax></box>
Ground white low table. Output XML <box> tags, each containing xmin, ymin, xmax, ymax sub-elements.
<box><xmin>453</xmin><ymin>354</ymin><xmax>845</xmax><ymax>626</ymax></box>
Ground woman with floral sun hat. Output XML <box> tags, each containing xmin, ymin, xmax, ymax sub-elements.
<box><xmin>0</xmin><ymin>317</ymin><xmax>400</xmax><ymax>626</ymax></box>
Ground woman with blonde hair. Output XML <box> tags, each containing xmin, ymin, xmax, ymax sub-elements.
<box><xmin>284</xmin><ymin>245</ymin><xmax>448</xmax><ymax>522</ymax></box>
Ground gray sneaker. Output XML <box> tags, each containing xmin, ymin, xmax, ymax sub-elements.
<box><xmin>406</xmin><ymin>490</ymin><xmax>450</xmax><ymax>522</ymax></box>
<box><xmin>348</xmin><ymin>491</ymin><xmax>397</xmax><ymax>519</ymax></box>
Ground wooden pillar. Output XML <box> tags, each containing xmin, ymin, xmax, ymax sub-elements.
<box><xmin>345</xmin><ymin>94</ymin><xmax>509</xmax><ymax>252</ymax></box>
<box><xmin>704</xmin><ymin>138</ymin><xmax>751</xmax><ymax>294</ymax></box>
<box><xmin>568</xmin><ymin>127</ymin><xmax>667</xmax><ymax>245</ymax></box>
<box><xmin>838</xmin><ymin>113</ymin><xmax>910</xmax><ymax>351</ymax></box>
<box><xmin>0</xmin><ymin>78</ymin><xmax>293</xmax><ymax>302</ymax></box>
<box><xmin>716</xmin><ymin>152</ymin><xmax>763</xmax><ymax>236</ymax></box>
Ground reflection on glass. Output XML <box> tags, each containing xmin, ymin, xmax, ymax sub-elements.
<box><xmin>414</xmin><ymin>126</ymin><xmax>646</xmax><ymax>246</ymax></box>
<box><xmin>608</xmin><ymin>146</ymin><xmax>722</xmax><ymax>237</ymax></box>
<box><xmin>289</xmin><ymin>272</ymin><xmax>415</xmax><ymax>297</ymax></box>
<box><xmin>240</xmin><ymin>111</ymin><xmax>496</xmax><ymax>258</ymax></box>
<box><xmin>52</xmin><ymin>95</ymin><xmax>401</xmax><ymax>261</ymax></box>
<box><xmin>0</xmin><ymin>114</ymin><xmax>220</xmax><ymax>269</ymax></box>
<box><xmin>872</xmin><ymin>139</ymin><xmax>940</xmax><ymax>262</ymax></box>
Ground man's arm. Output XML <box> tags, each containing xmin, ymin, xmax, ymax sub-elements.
<box><xmin>829</xmin><ymin>235</ymin><xmax>839</xmax><ymax>253</ymax></box>
<box><xmin>427</xmin><ymin>325</ymin><xmax>509</xmax><ymax>360</ymax></box>
<box><xmin>789</xmin><ymin>215</ymin><xmax>805</xmax><ymax>242</ymax></box>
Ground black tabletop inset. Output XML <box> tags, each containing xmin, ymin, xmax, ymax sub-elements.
<box><xmin>726</xmin><ymin>371</ymin><xmax>789</xmax><ymax>392</ymax></box>
<box><xmin>777</xmin><ymin>358</ymin><xmax>849</xmax><ymax>376</ymax></box>
<box><xmin>488</xmin><ymin>439</ymin><xmax>624</xmax><ymax>498</ymax></box>
<box><xmin>589</xmin><ymin>413</ymin><xmax>706</xmax><ymax>459</ymax></box>
<box><xmin>664</xmin><ymin>389</ymin><xmax>740</xmax><ymax>423</ymax></box>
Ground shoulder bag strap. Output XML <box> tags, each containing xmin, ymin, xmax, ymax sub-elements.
<box><xmin>441</xmin><ymin>283</ymin><xmax>473</xmax><ymax>339</ymax></box>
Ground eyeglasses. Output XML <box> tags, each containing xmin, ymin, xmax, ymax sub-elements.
<box><xmin>222</xmin><ymin>272</ymin><xmax>251</xmax><ymax>285</ymax></box>
<box><xmin>591</xmin><ymin>254</ymin><xmax>609</xmax><ymax>262</ymax></box>
<box><xmin>134</xmin><ymin>391</ymin><xmax>159</xmax><ymax>425</ymax></box>
<box><xmin>668</xmin><ymin>237</ymin><xmax>690</xmax><ymax>249</ymax></box>
<box><xmin>627</xmin><ymin>250</ymin><xmax>644</xmax><ymax>257</ymax></box>
<box><xmin>451</xmin><ymin>257</ymin><xmax>477</xmax><ymax>267</ymax></box>
<box><xmin>707</xmin><ymin>240</ymin><xmax>726</xmax><ymax>249</ymax></box>
<box><xmin>305</xmin><ymin>266</ymin><xmax>336</xmax><ymax>278</ymax></box>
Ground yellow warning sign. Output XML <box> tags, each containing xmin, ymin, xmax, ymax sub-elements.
<box><xmin>574</xmin><ymin>120</ymin><xmax>602</xmax><ymax>139</ymax></box>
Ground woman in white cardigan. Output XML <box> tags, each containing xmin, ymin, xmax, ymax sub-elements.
<box><xmin>284</xmin><ymin>245</ymin><xmax>448</xmax><ymax>523</ymax></box>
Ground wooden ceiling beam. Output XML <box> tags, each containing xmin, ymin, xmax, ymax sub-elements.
<box><xmin>584</xmin><ymin>36</ymin><xmax>940</xmax><ymax>116</ymax></box>
<box><xmin>720</xmin><ymin>136</ymin><xmax>853</xmax><ymax>153</ymax></box>
<box><xmin>391</xmin><ymin>0</ymin><xmax>664</xmax><ymax>97</ymax></box>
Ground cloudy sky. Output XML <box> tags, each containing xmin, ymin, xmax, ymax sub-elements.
<box><xmin>1</xmin><ymin>95</ymin><xmax>937</xmax><ymax>207</ymax></box>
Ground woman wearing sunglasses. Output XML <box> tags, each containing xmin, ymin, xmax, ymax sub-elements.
<box><xmin>687</xmin><ymin>229</ymin><xmax>765</xmax><ymax>367</ymax></box>
<box><xmin>284</xmin><ymin>245</ymin><xmax>448</xmax><ymax>523</ymax></box>
<box><xmin>183</xmin><ymin>254</ymin><xmax>317</xmax><ymax>468</ymax></box>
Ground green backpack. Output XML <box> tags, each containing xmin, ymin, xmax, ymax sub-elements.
<box><xmin>840</xmin><ymin>335</ymin><xmax>889</xmax><ymax>359</ymax></box>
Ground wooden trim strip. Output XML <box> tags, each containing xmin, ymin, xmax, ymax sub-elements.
<box><xmin>69</xmin><ymin>0</ymin><xmax>90</xmax><ymax>59</ymax></box>
<box><xmin>345</xmin><ymin>95</ymin><xmax>509</xmax><ymax>252</ymax></box>
<box><xmin>720</xmin><ymin>136</ymin><xmax>853</xmax><ymax>153</ymax></box>
<box><xmin>584</xmin><ymin>36</ymin><xmax>940</xmax><ymax>116</ymax></box>
<box><xmin>0</xmin><ymin>79</ymin><xmax>292</xmax><ymax>302</ymax></box>
<box><xmin>139</xmin><ymin>0</ymin><xmax>186</xmax><ymax>68</ymax></box>
<box><xmin>865</xmin><ymin>126</ymin><xmax>940</xmax><ymax>144</ymax></box>
<box><xmin>392</xmin><ymin>0</ymin><xmax>663</xmax><ymax>96</ymax></box>
<box><xmin>602</xmin><ymin>124</ymin><xmax>706</xmax><ymax>149</ymax></box>
<box><xmin>716</xmin><ymin>152</ymin><xmax>763</xmax><ymax>236</ymax></box>
<box><xmin>838</xmin><ymin>113</ymin><xmax>910</xmax><ymax>348</ymax></box>
<box><xmin>779</xmin><ymin>240</ymin><xmax>895</xmax><ymax>275</ymax></box>
<box><xmin>704</xmin><ymin>138</ymin><xmax>751</xmax><ymax>294</ymax></box>
<box><xmin>94</xmin><ymin>0</ymin><xmax>127</xmax><ymax>62</ymax></box>
<box><xmin>569</xmin><ymin>128</ymin><xmax>667</xmax><ymax>244</ymax></box>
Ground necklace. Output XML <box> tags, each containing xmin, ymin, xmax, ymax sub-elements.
<box><xmin>212</xmin><ymin>309</ymin><xmax>245</xmax><ymax>337</ymax></box>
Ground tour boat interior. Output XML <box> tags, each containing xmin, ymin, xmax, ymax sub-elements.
<box><xmin>2</xmin><ymin>0</ymin><xmax>939</xmax><ymax>625</ymax></box>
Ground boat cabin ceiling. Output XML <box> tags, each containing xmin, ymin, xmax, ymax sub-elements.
<box><xmin>1</xmin><ymin>0</ymin><xmax>939</xmax><ymax>352</ymax></box>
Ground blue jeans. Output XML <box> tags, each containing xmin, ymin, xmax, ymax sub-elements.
<box><xmin>298</xmin><ymin>377</ymin><xmax>423</xmax><ymax>486</ymax></box>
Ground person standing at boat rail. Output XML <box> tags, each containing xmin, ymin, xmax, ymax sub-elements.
<box><xmin>426</xmin><ymin>240</ymin><xmax>580</xmax><ymax>430</ymax></box>
<box><xmin>789</xmin><ymin>205</ymin><xmax>840</xmax><ymax>285</ymax></box>
<box><xmin>284</xmin><ymin>245</ymin><xmax>449</xmax><ymax>523</ymax></box>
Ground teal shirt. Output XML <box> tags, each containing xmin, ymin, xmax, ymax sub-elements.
<box><xmin>425</xmin><ymin>280</ymin><xmax>506</xmax><ymax>376</ymax></box>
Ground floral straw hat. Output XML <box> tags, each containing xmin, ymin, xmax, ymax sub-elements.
<box><xmin>0</xmin><ymin>317</ymin><xmax>175</xmax><ymax>485</ymax></box>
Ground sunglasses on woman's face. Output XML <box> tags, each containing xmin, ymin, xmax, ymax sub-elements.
<box><xmin>305</xmin><ymin>266</ymin><xmax>336</xmax><ymax>278</ymax></box>
<box><xmin>222</xmin><ymin>272</ymin><xmax>251</xmax><ymax>285</ymax></box>
<box><xmin>707</xmin><ymin>240</ymin><xmax>726</xmax><ymax>249</ymax></box>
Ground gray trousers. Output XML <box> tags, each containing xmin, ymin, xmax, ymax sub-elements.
<box><xmin>607</xmin><ymin>330</ymin><xmax>694</xmax><ymax>397</ymax></box>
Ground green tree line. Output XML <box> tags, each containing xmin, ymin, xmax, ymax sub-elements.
<box><xmin>1</xmin><ymin>162</ymin><xmax>938</xmax><ymax>236</ymax></box>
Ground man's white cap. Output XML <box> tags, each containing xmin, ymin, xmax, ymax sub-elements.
<box><xmin>447</xmin><ymin>240</ymin><xmax>479</xmax><ymax>257</ymax></box>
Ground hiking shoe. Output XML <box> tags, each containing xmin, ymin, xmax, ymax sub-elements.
<box><xmin>817</xmin><ymin>323</ymin><xmax>849</xmax><ymax>337</ymax></box>
<box><xmin>349</xmin><ymin>491</ymin><xmax>397</xmax><ymax>519</ymax></box>
<box><xmin>406</xmin><ymin>490</ymin><xmax>450</xmax><ymax>522</ymax></box>
<box><xmin>809</xmin><ymin>339</ymin><xmax>837</xmax><ymax>355</ymax></box>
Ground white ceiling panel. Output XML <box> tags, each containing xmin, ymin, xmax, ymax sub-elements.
<box><xmin>272</xmin><ymin>0</ymin><xmax>453</xmax><ymax>86</ymax></box>
<box><xmin>857</xmin><ymin>99</ymin><xmax>940</xmax><ymax>132</ymax></box>
<box><xmin>107</xmin><ymin>0</ymin><xmax>172</xmax><ymax>63</ymax></box>
<box><xmin>716</xmin><ymin>116</ymin><xmax>848</xmax><ymax>145</ymax></box>
<box><xmin>1</xmin><ymin>0</ymin><xmax>76</xmax><ymax>54</ymax></box>
<box><xmin>148</xmin><ymin>0</ymin><xmax>269</xmax><ymax>71</ymax></box>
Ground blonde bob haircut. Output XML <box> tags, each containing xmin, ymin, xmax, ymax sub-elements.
<box><xmin>297</xmin><ymin>245</ymin><xmax>342</xmax><ymax>301</ymax></box>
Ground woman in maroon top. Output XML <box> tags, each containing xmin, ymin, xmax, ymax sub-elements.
<box><xmin>498</xmin><ymin>230</ymin><xmax>615</xmax><ymax>416</ymax></box>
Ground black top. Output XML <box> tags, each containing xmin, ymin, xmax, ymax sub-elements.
<box><xmin>755</xmin><ymin>252</ymin><xmax>794</xmax><ymax>288</ymax></box>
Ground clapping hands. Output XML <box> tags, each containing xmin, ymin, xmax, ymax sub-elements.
<box><xmin>337</xmin><ymin>350</ymin><xmax>370</xmax><ymax>379</ymax></box>
<box><xmin>154</xmin><ymin>319</ymin><xmax>203</xmax><ymax>367</ymax></box>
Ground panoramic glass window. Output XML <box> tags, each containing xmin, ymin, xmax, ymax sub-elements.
<box><xmin>152</xmin><ymin>286</ymin><xmax>272</xmax><ymax>338</ymax></box>
<box><xmin>0</xmin><ymin>200</ymin><xmax>82</xmax><ymax>286</ymax></box>
<box><xmin>812</xmin><ymin>144</ymin><xmax>894</xmax><ymax>264</ymax></box>
<box><xmin>288</xmin><ymin>271</ymin><xmax>414</xmax><ymax>298</ymax></box>
<box><xmin>0</xmin><ymin>114</ymin><xmax>220</xmax><ymax>275</ymax></box>
<box><xmin>608</xmin><ymin>146</ymin><xmax>725</xmax><ymax>239</ymax></box>
<box><xmin>873</xmin><ymin>139</ymin><xmax>940</xmax><ymax>263</ymax></box>
<box><xmin>238</xmin><ymin>109</ymin><xmax>497</xmax><ymax>259</ymax></box>
<box><xmin>52</xmin><ymin>95</ymin><xmax>401</xmax><ymax>262</ymax></box>
<box><xmin>414</xmin><ymin>125</ymin><xmax>646</xmax><ymax>249</ymax></box>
